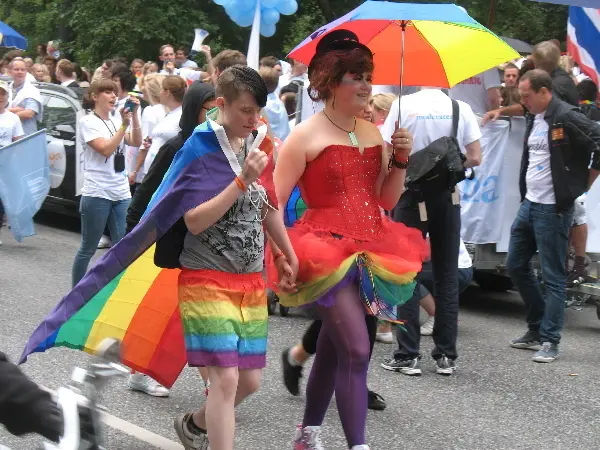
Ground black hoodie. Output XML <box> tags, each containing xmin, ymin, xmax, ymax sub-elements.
<box><xmin>126</xmin><ymin>81</ymin><xmax>216</xmax><ymax>229</ymax></box>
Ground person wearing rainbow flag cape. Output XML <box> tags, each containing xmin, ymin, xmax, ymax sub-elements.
<box><xmin>20</xmin><ymin>65</ymin><xmax>297</xmax><ymax>450</ymax></box>
<box><xmin>173</xmin><ymin>66</ymin><xmax>297</xmax><ymax>450</ymax></box>
<box><xmin>268</xmin><ymin>31</ymin><xmax>427</xmax><ymax>450</ymax></box>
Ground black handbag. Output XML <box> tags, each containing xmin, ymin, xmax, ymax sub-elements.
<box><xmin>404</xmin><ymin>99</ymin><xmax>473</xmax><ymax>198</ymax></box>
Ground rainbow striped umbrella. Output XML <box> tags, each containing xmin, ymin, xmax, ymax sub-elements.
<box><xmin>289</xmin><ymin>1</ymin><xmax>519</xmax><ymax>88</ymax></box>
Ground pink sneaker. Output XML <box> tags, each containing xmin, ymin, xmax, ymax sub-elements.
<box><xmin>293</xmin><ymin>425</ymin><xmax>324</xmax><ymax>450</ymax></box>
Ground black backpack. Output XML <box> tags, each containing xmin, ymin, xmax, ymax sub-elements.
<box><xmin>404</xmin><ymin>99</ymin><xmax>473</xmax><ymax>199</ymax></box>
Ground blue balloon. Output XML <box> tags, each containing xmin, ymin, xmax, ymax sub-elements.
<box><xmin>213</xmin><ymin>0</ymin><xmax>231</xmax><ymax>5</ymax></box>
<box><xmin>277</xmin><ymin>0</ymin><xmax>298</xmax><ymax>15</ymax></box>
<box><xmin>261</xmin><ymin>7</ymin><xmax>280</xmax><ymax>25</ymax></box>
<box><xmin>260</xmin><ymin>22</ymin><xmax>276</xmax><ymax>37</ymax></box>
<box><xmin>262</xmin><ymin>0</ymin><xmax>279</xmax><ymax>8</ymax></box>
<box><xmin>235</xmin><ymin>9</ymin><xmax>255</xmax><ymax>27</ymax></box>
<box><xmin>239</xmin><ymin>0</ymin><xmax>256</xmax><ymax>12</ymax></box>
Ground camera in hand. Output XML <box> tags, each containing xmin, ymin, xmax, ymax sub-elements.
<box><xmin>114</xmin><ymin>151</ymin><xmax>125</xmax><ymax>173</ymax></box>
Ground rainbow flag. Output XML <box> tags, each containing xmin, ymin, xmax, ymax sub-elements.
<box><xmin>20</xmin><ymin>120</ymin><xmax>275</xmax><ymax>388</ymax></box>
<box><xmin>284</xmin><ymin>186</ymin><xmax>307</xmax><ymax>227</ymax></box>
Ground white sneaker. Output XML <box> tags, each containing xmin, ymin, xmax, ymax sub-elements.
<box><xmin>351</xmin><ymin>446</ymin><xmax>370</xmax><ymax>450</ymax></box>
<box><xmin>128</xmin><ymin>373</ymin><xmax>170</xmax><ymax>397</ymax></box>
<box><xmin>97</xmin><ymin>235</ymin><xmax>112</xmax><ymax>249</ymax></box>
<box><xmin>375</xmin><ymin>331</ymin><xmax>394</xmax><ymax>344</ymax></box>
<box><xmin>420</xmin><ymin>316</ymin><xmax>435</xmax><ymax>336</ymax></box>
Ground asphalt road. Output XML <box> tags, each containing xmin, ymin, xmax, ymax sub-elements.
<box><xmin>2</xmin><ymin>212</ymin><xmax>600</xmax><ymax>449</ymax></box>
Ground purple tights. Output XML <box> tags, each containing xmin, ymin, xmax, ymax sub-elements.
<box><xmin>302</xmin><ymin>284</ymin><xmax>370</xmax><ymax>448</ymax></box>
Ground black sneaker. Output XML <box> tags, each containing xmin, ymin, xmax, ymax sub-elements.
<box><xmin>281</xmin><ymin>348</ymin><xmax>303</xmax><ymax>396</ymax></box>
<box><xmin>435</xmin><ymin>356</ymin><xmax>457</xmax><ymax>375</ymax></box>
<box><xmin>367</xmin><ymin>390</ymin><xmax>386</xmax><ymax>411</ymax></box>
<box><xmin>510</xmin><ymin>330</ymin><xmax>541</xmax><ymax>349</ymax></box>
<box><xmin>380</xmin><ymin>356</ymin><xmax>422</xmax><ymax>376</ymax></box>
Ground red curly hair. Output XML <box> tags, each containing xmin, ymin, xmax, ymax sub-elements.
<box><xmin>308</xmin><ymin>48</ymin><xmax>374</xmax><ymax>102</ymax></box>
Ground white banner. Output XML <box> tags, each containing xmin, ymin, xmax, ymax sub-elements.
<box><xmin>459</xmin><ymin>118</ymin><xmax>519</xmax><ymax>244</ymax></box>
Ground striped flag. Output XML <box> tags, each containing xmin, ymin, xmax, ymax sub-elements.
<box><xmin>19</xmin><ymin>120</ymin><xmax>275</xmax><ymax>388</ymax></box>
<box><xmin>567</xmin><ymin>6</ymin><xmax>600</xmax><ymax>86</ymax></box>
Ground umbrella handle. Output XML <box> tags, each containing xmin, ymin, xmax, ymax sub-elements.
<box><xmin>397</xmin><ymin>21</ymin><xmax>407</xmax><ymax>126</ymax></box>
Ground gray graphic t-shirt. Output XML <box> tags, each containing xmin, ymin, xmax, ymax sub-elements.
<box><xmin>179</xmin><ymin>151</ymin><xmax>266</xmax><ymax>274</ymax></box>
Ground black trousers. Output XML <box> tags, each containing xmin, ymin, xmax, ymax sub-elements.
<box><xmin>0</xmin><ymin>352</ymin><xmax>62</xmax><ymax>441</ymax></box>
<box><xmin>391</xmin><ymin>189</ymin><xmax>461</xmax><ymax>360</ymax></box>
<box><xmin>302</xmin><ymin>315</ymin><xmax>378</xmax><ymax>359</ymax></box>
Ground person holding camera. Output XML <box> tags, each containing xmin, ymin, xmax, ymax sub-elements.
<box><xmin>72</xmin><ymin>79</ymin><xmax>142</xmax><ymax>287</ymax></box>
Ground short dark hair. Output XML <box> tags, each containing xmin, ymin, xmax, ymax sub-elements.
<box><xmin>577</xmin><ymin>79</ymin><xmax>598</xmax><ymax>103</ymax></box>
<box><xmin>176</xmin><ymin>47</ymin><xmax>189</xmax><ymax>56</ymax></box>
<box><xmin>519</xmin><ymin>69</ymin><xmax>553</xmax><ymax>93</ymax></box>
<box><xmin>109</xmin><ymin>62</ymin><xmax>128</xmax><ymax>77</ymax></box>
<box><xmin>112</xmin><ymin>69</ymin><xmax>137</xmax><ymax>92</ymax></box>
<box><xmin>211</xmin><ymin>50</ymin><xmax>247</xmax><ymax>74</ymax></box>
<box><xmin>259</xmin><ymin>56</ymin><xmax>280</xmax><ymax>68</ymax></box>
<box><xmin>216</xmin><ymin>65</ymin><xmax>268</xmax><ymax>108</ymax></box>
<box><xmin>504</xmin><ymin>62</ymin><xmax>519</xmax><ymax>72</ymax></box>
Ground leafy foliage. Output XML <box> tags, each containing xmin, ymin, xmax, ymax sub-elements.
<box><xmin>1</xmin><ymin>0</ymin><xmax>568</xmax><ymax>69</ymax></box>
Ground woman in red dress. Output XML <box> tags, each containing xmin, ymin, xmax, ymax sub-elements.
<box><xmin>269</xmin><ymin>32</ymin><xmax>428</xmax><ymax>449</ymax></box>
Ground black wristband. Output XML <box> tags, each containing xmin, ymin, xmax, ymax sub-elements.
<box><xmin>391</xmin><ymin>156</ymin><xmax>409</xmax><ymax>169</ymax></box>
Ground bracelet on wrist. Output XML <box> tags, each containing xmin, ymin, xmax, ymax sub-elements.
<box><xmin>234</xmin><ymin>176</ymin><xmax>247</xmax><ymax>192</ymax></box>
<box><xmin>120</xmin><ymin>125</ymin><xmax>128</xmax><ymax>132</ymax></box>
<box><xmin>391</xmin><ymin>155</ymin><xmax>410</xmax><ymax>170</ymax></box>
<box><xmin>273</xmin><ymin>251</ymin><xmax>285</xmax><ymax>261</ymax></box>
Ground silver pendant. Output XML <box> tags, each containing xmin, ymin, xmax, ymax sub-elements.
<box><xmin>349</xmin><ymin>131</ymin><xmax>359</xmax><ymax>146</ymax></box>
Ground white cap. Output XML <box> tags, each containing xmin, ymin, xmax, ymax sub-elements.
<box><xmin>0</xmin><ymin>80</ymin><xmax>9</xmax><ymax>93</ymax></box>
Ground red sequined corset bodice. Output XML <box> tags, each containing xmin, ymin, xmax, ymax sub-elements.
<box><xmin>298</xmin><ymin>144</ymin><xmax>383</xmax><ymax>241</ymax></box>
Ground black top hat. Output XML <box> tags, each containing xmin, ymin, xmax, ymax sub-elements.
<box><xmin>308</xmin><ymin>29</ymin><xmax>373</xmax><ymax>76</ymax></box>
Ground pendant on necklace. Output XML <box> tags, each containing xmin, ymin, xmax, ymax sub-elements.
<box><xmin>348</xmin><ymin>131</ymin><xmax>359</xmax><ymax>146</ymax></box>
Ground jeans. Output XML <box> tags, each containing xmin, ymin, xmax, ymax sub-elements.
<box><xmin>391</xmin><ymin>189</ymin><xmax>461</xmax><ymax>360</ymax></box>
<box><xmin>506</xmin><ymin>199</ymin><xmax>573</xmax><ymax>345</ymax></box>
<box><xmin>393</xmin><ymin>261</ymin><xmax>472</xmax><ymax>361</ymax></box>
<box><xmin>72</xmin><ymin>196</ymin><xmax>130</xmax><ymax>287</ymax></box>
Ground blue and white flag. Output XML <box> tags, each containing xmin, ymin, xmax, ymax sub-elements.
<box><xmin>0</xmin><ymin>130</ymin><xmax>49</xmax><ymax>242</ymax></box>
<box><xmin>568</xmin><ymin>6</ymin><xmax>600</xmax><ymax>87</ymax></box>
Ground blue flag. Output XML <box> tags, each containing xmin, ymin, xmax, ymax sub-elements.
<box><xmin>0</xmin><ymin>130</ymin><xmax>49</xmax><ymax>242</ymax></box>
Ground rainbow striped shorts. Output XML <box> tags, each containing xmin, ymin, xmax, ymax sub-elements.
<box><xmin>178</xmin><ymin>269</ymin><xmax>267</xmax><ymax>369</ymax></box>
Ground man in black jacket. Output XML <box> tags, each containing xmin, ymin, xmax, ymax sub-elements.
<box><xmin>0</xmin><ymin>352</ymin><xmax>63</xmax><ymax>442</ymax></box>
<box><xmin>507</xmin><ymin>70</ymin><xmax>600</xmax><ymax>363</ymax></box>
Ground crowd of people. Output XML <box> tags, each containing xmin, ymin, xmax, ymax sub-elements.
<box><xmin>1</xmin><ymin>29</ymin><xmax>600</xmax><ymax>450</ymax></box>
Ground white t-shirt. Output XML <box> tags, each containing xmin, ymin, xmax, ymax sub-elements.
<box><xmin>141</xmin><ymin>104</ymin><xmax>167</xmax><ymax>140</ymax></box>
<box><xmin>458</xmin><ymin>239</ymin><xmax>472</xmax><ymax>269</ymax></box>
<box><xmin>525</xmin><ymin>112</ymin><xmax>555</xmax><ymax>204</ymax></box>
<box><xmin>143</xmin><ymin>105</ymin><xmax>182</xmax><ymax>174</ymax></box>
<box><xmin>78</xmin><ymin>113</ymin><xmax>131</xmax><ymax>201</ymax></box>
<box><xmin>0</xmin><ymin>110</ymin><xmax>24</xmax><ymax>148</ymax></box>
<box><xmin>380</xmin><ymin>89</ymin><xmax>482</xmax><ymax>154</ymax></box>
<box><xmin>449</xmin><ymin>69</ymin><xmax>501</xmax><ymax>115</ymax></box>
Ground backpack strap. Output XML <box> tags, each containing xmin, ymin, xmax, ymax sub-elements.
<box><xmin>451</xmin><ymin>99</ymin><xmax>460</xmax><ymax>139</ymax></box>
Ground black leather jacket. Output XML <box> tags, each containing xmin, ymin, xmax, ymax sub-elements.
<box><xmin>520</xmin><ymin>96</ymin><xmax>600</xmax><ymax>212</ymax></box>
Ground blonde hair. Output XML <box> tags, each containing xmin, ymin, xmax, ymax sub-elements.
<box><xmin>141</xmin><ymin>73</ymin><xmax>165</xmax><ymax>105</ymax></box>
<box><xmin>370</xmin><ymin>93</ymin><xmax>396</xmax><ymax>113</ymax></box>
<box><xmin>31</xmin><ymin>63</ymin><xmax>51</xmax><ymax>82</ymax></box>
<box><xmin>532</xmin><ymin>41</ymin><xmax>560</xmax><ymax>73</ymax></box>
<box><xmin>142</xmin><ymin>62</ymin><xmax>159</xmax><ymax>76</ymax></box>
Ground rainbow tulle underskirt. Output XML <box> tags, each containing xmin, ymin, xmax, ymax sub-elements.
<box><xmin>268</xmin><ymin>218</ymin><xmax>429</xmax><ymax>323</ymax></box>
